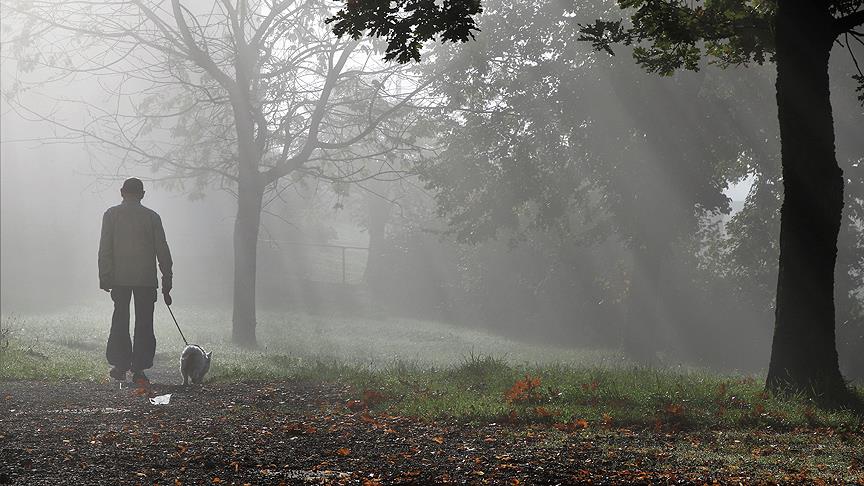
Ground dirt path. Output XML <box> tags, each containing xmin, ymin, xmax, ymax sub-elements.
<box><xmin>1</xmin><ymin>374</ymin><xmax>862</xmax><ymax>484</ymax></box>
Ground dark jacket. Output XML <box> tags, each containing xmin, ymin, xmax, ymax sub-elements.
<box><xmin>98</xmin><ymin>199</ymin><xmax>172</xmax><ymax>289</ymax></box>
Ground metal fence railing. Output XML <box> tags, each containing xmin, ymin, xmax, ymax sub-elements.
<box><xmin>258</xmin><ymin>239</ymin><xmax>369</xmax><ymax>285</ymax></box>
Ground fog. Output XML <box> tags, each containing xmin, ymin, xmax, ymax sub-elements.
<box><xmin>1</xmin><ymin>0</ymin><xmax>862</xmax><ymax>385</ymax></box>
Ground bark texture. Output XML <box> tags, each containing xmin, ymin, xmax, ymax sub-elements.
<box><xmin>232</xmin><ymin>174</ymin><xmax>264</xmax><ymax>347</ymax></box>
<box><xmin>231</xmin><ymin>95</ymin><xmax>264</xmax><ymax>347</ymax></box>
<box><xmin>766</xmin><ymin>0</ymin><xmax>847</xmax><ymax>399</ymax></box>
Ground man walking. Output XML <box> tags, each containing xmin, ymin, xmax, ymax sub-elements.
<box><xmin>99</xmin><ymin>178</ymin><xmax>173</xmax><ymax>383</ymax></box>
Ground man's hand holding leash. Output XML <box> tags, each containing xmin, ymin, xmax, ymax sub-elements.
<box><xmin>162</xmin><ymin>277</ymin><xmax>173</xmax><ymax>306</ymax></box>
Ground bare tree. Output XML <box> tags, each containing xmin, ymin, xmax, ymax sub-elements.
<box><xmin>2</xmin><ymin>0</ymin><xmax>431</xmax><ymax>346</ymax></box>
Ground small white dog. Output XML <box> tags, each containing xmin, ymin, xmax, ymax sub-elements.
<box><xmin>180</xmin><ymin>344</ymin><xmax>212</xmax><ymax>385</ymax></box>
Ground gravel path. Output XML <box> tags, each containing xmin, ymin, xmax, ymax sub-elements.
<box><xmin>1</xmin><ymin>373</ymin><xmax>862</xmax><ymax>485</ymax></box>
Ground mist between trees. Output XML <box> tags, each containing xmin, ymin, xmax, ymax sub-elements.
<box><xmin>1</xmin><ymin>0</ymin><xmax>862</xmax><ymax>389</ymax></box>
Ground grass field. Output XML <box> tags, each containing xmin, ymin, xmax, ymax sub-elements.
<box><xmin>2</xmin><ymin>304</ymin><xmax>862</xmax><ymax>432</ymax></box>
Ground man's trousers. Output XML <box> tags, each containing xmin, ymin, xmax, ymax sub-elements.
<box><xmin>106</xmin><ymin>286</ymin><xmax>157</xmax><ymax>372</ymax></box>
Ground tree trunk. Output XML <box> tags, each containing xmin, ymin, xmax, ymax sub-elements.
<box><xmin>231</xmin><ymin>170</ymin><xmax>264</xmax><ymax>347</ymax></box>
<box><xmin>766</xmin><ymin>0</ymin><xmax>847</xmax><ymax>400</ymax></box>
<box><xmin>363</xmin><ymin>184</ymin><xmax>392</xmax><ymax>290</ymax></box>
<box><xmin>622</xmin><ymin>245</ymin><xmax>664</xmax><ymax>364</ymax></box>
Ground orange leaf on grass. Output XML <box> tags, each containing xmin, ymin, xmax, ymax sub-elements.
<box><xmin>504</xmin><ymin>375</ymin><xmax>543</xmax><ymax>404</ymax></box>
<box><xmin>432</xmin><ymin>436</ymin><xmax>444</xmax><ymax>444</ymax></box>
<box><xmin>336</xmin><ymin>447</ymin><xmax>351</xmax><ymax>456</ymax></box>
<box><xmin>554</xmin><ymin>418</ymin><xmax>589</xmax><ymax>432</ymax></box>
<box><xmin>346</xmin><ymin>399</ymin><xmax>365</xmax><ymax>412</ymax></box>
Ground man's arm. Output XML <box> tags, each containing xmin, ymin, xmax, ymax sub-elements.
<box><xmin>154</xmin><ymin>214</ymin><xmax>173</xmax><ymax>297</ymax></box>
<box><xmin>98</xmin><ymin>210</ymin><xmax>114</xmax><ymax>291</ymax></box>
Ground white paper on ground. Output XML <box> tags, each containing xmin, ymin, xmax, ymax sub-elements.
<box><xmin>149</xmin><ymin>394</ymin><xmax>172</xmax><ymax>405</ymax></box>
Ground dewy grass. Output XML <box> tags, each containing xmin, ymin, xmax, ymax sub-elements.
<box><xmin>1</xmin><ymin>307</ymin><xmax>861</xmax><ymax>431</ymax></box>
<box><xmin>0</xmin><ymin>344</ymin><xmax>104</xmax><ymax>382</ymax></box>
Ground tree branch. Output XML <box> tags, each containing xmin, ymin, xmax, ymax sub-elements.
<box><xmin>316</xmin><ymin>79</ymin><xmax>431</xmax><ymax>150</ymax></box>
<box><xmin>263</xmin><ymin>41</ymin><xmax>358</xmax><ymax>183</ymax></box>
<box><xmin>170</xmin><ymin>0</ymin><xmax>237</xmax><ymax>93</ymax></box>
<box><xmin>835</xmin><ymin>9</ymin><xmax>864</xmax><ymax>37</ymax></box>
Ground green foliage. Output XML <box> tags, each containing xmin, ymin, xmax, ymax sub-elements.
<box><xmin>326</xmin><ymin>0</ymin><xmax>863</xmax><ymax>103</ymax></box>
<box><xmin>418</xmin><ymin>0</ymin><xmax>743</xmax><ymax>249</ymax></box>
<box><xmin>328</xmin><ymin>0</ymin><xmax>483</xmax><ymax>63</ymax></box>
<box><xmin>855</xmin><ymin>74</ymin><xmax>864</xmax><ymax>104</ymax></box>
<box><xmin>581</xmin><ymin>0</ymin><xmax>775</xmax><ymax>75</ymax></box>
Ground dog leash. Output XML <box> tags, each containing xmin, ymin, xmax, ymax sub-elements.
<box><xmin>166</xmin><ymin>303</ymin><xmax>189</xmax><ymax>346</ymax></box>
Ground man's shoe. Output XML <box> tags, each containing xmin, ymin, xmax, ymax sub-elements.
<box><xmin>131</xmin><ymin>371</ymin><xmax>149</xmax><ymax>385</ymax></box>
<box><xmin>109</xmin><ymin>367</ymin><xmax>128</xmax><ymax>382</ymax></box>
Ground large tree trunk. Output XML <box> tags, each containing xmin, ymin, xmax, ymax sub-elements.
<box><xmin>232</xmin><ymin>173</ymin><xmax>264</xmax><ymax>347</ymax></box>
<box><xmin>766</xmin><ymin>0</ymin><xmax>847</xmax><ymax>400</ymax></box>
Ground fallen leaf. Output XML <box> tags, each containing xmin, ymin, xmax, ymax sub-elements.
<box><xmin>432</xmin><ymin>436</ymin><xmax>444</xmax><ymax>444</ymax></box>
<box><xmin>360</xmin><ymin>412</ymin><xmax>380</xmax><ymax>426</ymax></box>
<box><xmin>362</xmin><ymin>389</ymin><xmax>385</xmax><ymax>407</ymax></box>
<box><xmin>336</xmin><ymin>447</ymin><xmax>351</xmax><ymax>456</ymax></box>
<box><xmin>554</xmin><ymin>419</ymin><xmax>589</xmax><ymax>432</ymax></box>
<box><xmin>505</xmin><ymin>375</ymin><xmax>543</xmax><ymax>404</ymax></box>
<box><xmin>533</xmin><ymin>406</ymin><xmax>553</xmax><ymax>418</ymax></box>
